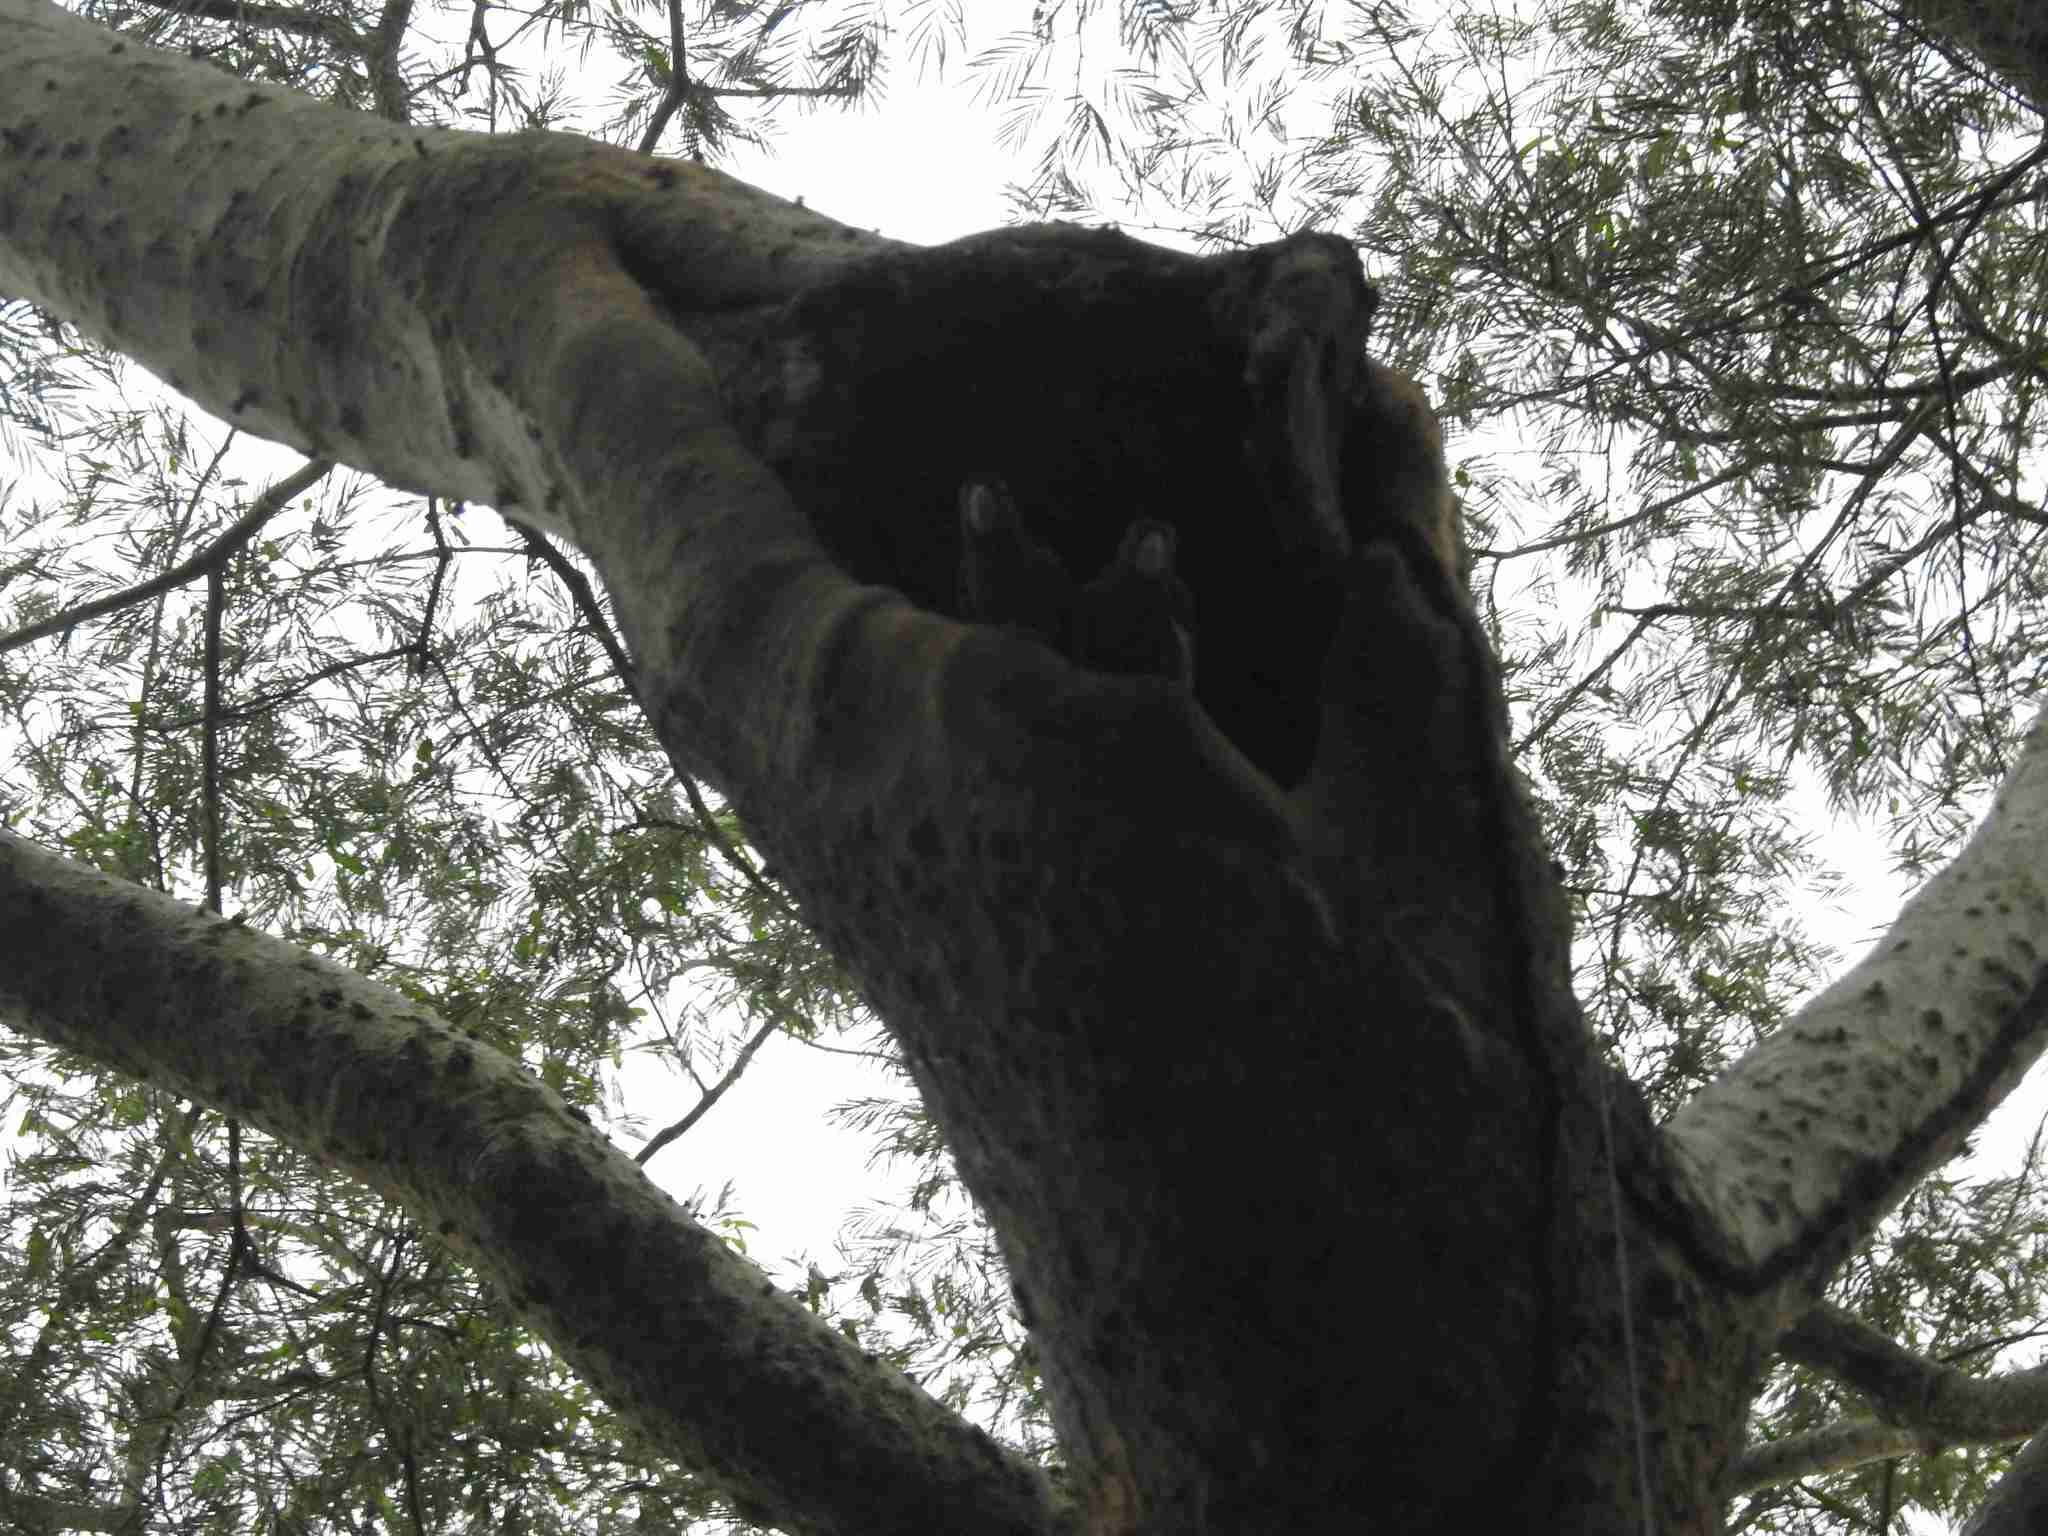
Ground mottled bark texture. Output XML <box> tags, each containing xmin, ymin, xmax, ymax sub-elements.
<box><xmin>0</xmin><ymin>830</ymin><xmax>1061</xmax><ymax>1536</ymax></box>
<box><xmin>8</xmin><ymin>1</ymin><xmax>2048</xmax><ymax>1531</ymax></box>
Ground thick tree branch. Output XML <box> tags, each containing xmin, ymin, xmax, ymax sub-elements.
<box><xmin>1726</xmin><ymin>1416</ymin><xmax>1967</xmax><ymax>1496</ymax></box>
<box><xmin>0</xmin><ymin>828</ymin><xmax>1068</xmax><ymax>1536</ymax></box>
<box><xmin>0</xmin><ymin>2</ymin><xmax>1782</xmax><ymax>1525</ymax></box>
<box><xmin>1963</xmin><ymin>1426</ymin><xmax>2048</xmax><ymax>1536</ymax></box>
<box><xmin>1666</xmin><ymin>710</ymin><xmax>2048</xmax><ymax>1299</ymax></box>
<box><xmin>1717</xmin><ymin>1301</ymin><xmax>2048</xmax><ymax>1493</ymax></box>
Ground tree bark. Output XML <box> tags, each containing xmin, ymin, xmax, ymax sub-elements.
<box><xmin>8</xmin><ymin>1</ymin><xmax>2048</xmax><ymax>1531</ymax></box>
<box><xmin>1878</xmin><ymin>0</ymin><xmax>2048</xmax><ymax>114</ymax></box>
<box><xmin>1962</xmin><ymin>1425</ymin><xmax>2048</xmax><ymax>1536</ymax></box>
<box><xmin>0</xmin><ymin>828</ymin><xmax>1065</xmax><ymax>1536</ymax></box>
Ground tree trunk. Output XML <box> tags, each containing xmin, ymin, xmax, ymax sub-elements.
<box><xmin>7</xmin><ymin>1</ymin><xmax>2048</xmax><ymax>1530</ymax></box>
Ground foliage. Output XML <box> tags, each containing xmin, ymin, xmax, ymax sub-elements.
<box><xmin>0</xmin><ymin>389</ymin><xmax>877</xmax><ymax>1526</ymax></box>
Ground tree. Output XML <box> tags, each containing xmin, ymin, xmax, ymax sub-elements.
<box><xmin>980</xmin><ymin>4</ymin><xmax>2048</xmax><ymax>1524</ymax></box>
<box><xmin>4</xmin><ymin>0</ymin><xmax>2048</xmax><ymax>1532</ymax></box>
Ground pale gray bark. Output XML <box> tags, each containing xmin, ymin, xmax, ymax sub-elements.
<box><xmin>1667</xmin><ymin>711</ymin><xmax>2048</xmax><ymax>1305</ymax></box>
<box><xmin>0</xmin><ymin>0</ymin><xmax>876</xmax><ymax>548</ymax></box>
<box><xmin>1728</xmin><ymin>1303</ymin><xmax>2048</xmax><ymax>1493</ymax></box>
<box><xmin>0</xmin><ymin>827</ymin><xmax>1064</xmax><ymax>1536</ymax></box>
